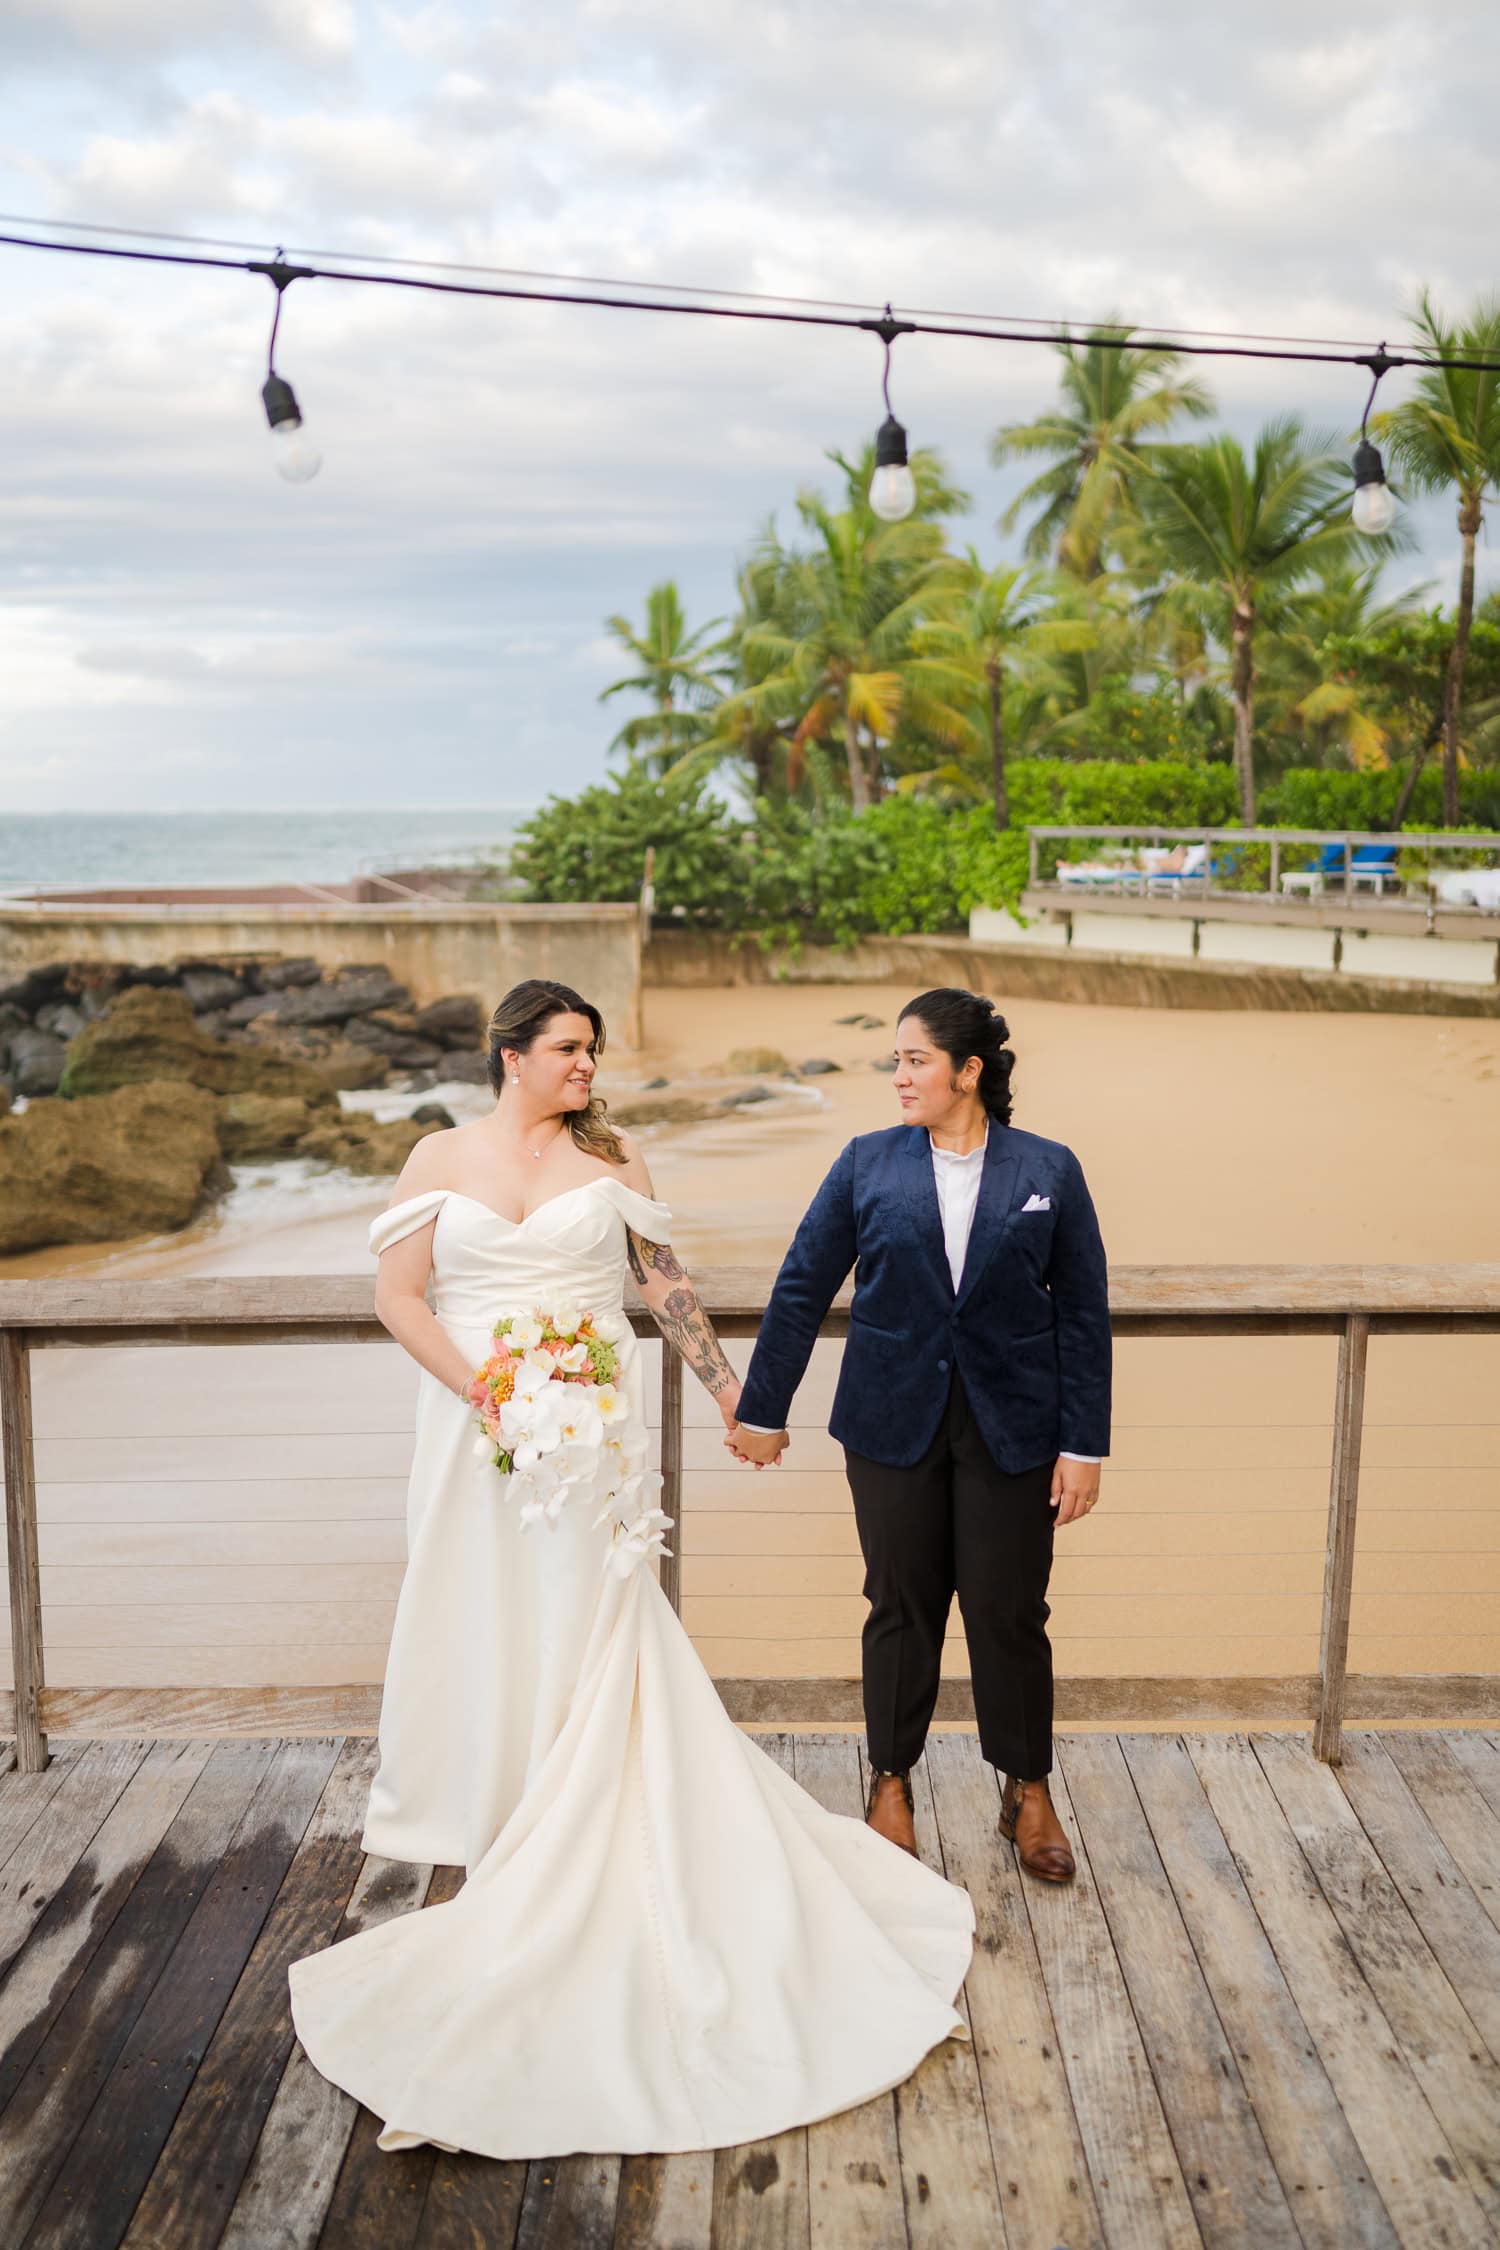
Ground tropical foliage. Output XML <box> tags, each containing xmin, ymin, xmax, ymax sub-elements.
<box><xmin>562</xmin><ymin>297</ymin><xmax>1500</xmax><ymax>918</ymax></box>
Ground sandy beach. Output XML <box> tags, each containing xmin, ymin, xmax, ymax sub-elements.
<box><xmin>9</xmin><ymin>980</ymin><xmax>1500</xmax><ymax>1700</ymax></box>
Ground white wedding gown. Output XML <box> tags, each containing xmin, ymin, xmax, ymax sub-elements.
<box><xmin>287</xmin><ymin>1178</ymin><xmax>974</xmax><ymax>2159</ymax></box>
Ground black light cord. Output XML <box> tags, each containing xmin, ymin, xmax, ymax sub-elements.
<box><xmin>3</xmin><ymin>226</ymin><xmax>1500</xmax><ymax>375</ymax></box>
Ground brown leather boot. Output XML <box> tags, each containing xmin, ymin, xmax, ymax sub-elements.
<box><xmin>999</xmin><ymin>1775</ymin><xmax>1075</xmax><ymax>1884</ymax></box>
<box><xmin>865</xmin><ymin>1767</ymin><xmax>917</xmax><ymax>1856</ymax></box>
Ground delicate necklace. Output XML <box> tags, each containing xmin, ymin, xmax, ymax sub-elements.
<box><xmin>503</xmin><ymin>1117</ymin><xmax>566</xmax><ymax>1162</ymax></box>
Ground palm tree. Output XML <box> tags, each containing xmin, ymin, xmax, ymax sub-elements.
<box><xmin>1256</xmin><ymin>564</ymin><xmax>1430</xmax><ymax>772</ymax></box>
<box><xmin>599</xmin><ymin>582</ymin><xmax>728</xmax><ymax>772</ymax></box>
<box><xmin>725</xmin><ymin>466</ymin><xmax>977</xmax><ymax>811</ymax></box>
<box><xmin>1374</xmin><ymin>292</ymin><xmax>1500</xmax><ymax>823</ymax></box>
<box><xmin>917</xmin><ymin>554</ymin><xmax>1097</xmax><ymax>827</ymax></box>
<box><xmin>991</xmin><ymin>325</ymin><xmax>1214</xmax><ymax>576</ymax></box>
<box><xmin>1134</xmin><ymin>419</ymin><xmax>1377</xmax><ymax>820</ymax></box>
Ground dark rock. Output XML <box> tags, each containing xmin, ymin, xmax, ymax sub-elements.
<box><xmin>798</xmin><ymin>1058</ymin><xmax>842</xmax><ymax>1076</ymax></box>
<box><xmin>410</xmin><ymin>1102</ymin><xmax>457</xmax><ymax>1129</ymax></box>
<box><xmin>0</xmin><ymin>1079</ymin><xmax>225</xmax><ymax>1253</ymax></box>
<box><xmin>413</xmin><ymin>994</ymin><xmax>484</xmax><ymax>1045</ymax></box>
<box><xmin>834</xmin><ymin>1012</ymin><xmax>867</xmax><ymax>1025</ymax></box>
<box><xmin>0</xmin><ymin>963</ymin><xmax>75</xmax><ymax>1013</ymax></box>
<box><xmin>0</xmin><ymin>1080</ymin><xmax>10</xmax><ymax>1116</ymax></box>
<box><xmin>114</xmin><ymin>964</ymin><xmax>177</xmax><ymax>990</ymax></box>
<box><xmin>859</xmin><ymin>1016</ymin><xmax>886</xmax><ymax>1029</ymax></box>
<box><xmin>257</xmin><ymin>956</ymin><xmax>322</xmax><ymax>990</ymax></box>
<box><xmin>9</xmin><ymin>1027</ymin><xmax>68</xmax><ymax>1097</ymax></box>
<box><xmin>872</xmin><ymin>1055</ymin><xmax>898</xmax><ymax>1073</ymax></box>
<box><xmin>268</xmin><ymin>972</ymin><xmax>410</xmax><ymax>1026</ymax></box>
<box><xmin>223</xmin><ymin>992</ymin><xmax>283</xmax><ymax>1026</ymax></box>
<box><xmin>35</xmin><ymin>1002</ymin><xmax>88</xmax><ymax>1041</ymax></box>
<box><xmin>0</xmin><ymin>1002</ymin><xmax>29</xmax><ymax>1039</ymax></box>
<box><xmin>430</xmin><ymin>1050</ymin><xmax>491</xmax><ymax>1086</ymax></box>
<box><xmin>641</xmin><ymin>1076</ymin><xmax>670</xmax><ymax>1090</ymax></box>
<box><xmin>59</xmin><ymin>986</ymin><xmax>342</xmax><ymax>1105</ymax></box>
<box><xmin>179</xmin><ymin>969</ymin><xmax>245</xmax><ymax>1012</ymax></box>
<box><xmin>193</xmin><ymin>1010</ymin><xmax>232</xmax><ymax>1041</ymax></box>
<box><xmin>721</xmin><ymin>1084</ymin><xmax>774</xmax><ymax>1108</ymax></box>
<box><xmin>343</xmin><ymin>1018</ymin><xmax>447</xmax><ymax>1068</ymax></box>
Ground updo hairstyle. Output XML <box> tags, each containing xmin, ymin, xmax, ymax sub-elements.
<box><xmin>899</xmin><ymin>988</ymin><xmax>1015</xmax><ymax>1125</ymax></box>
<box><xmin>486</xmin><ymin>978</ymin><xmax>626</xmax><ymax>1163</ymax></box>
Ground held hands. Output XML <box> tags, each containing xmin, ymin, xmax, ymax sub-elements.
<box><xmin>1051</xmin><ymin>1457</ymin><xmax>1101</xmax><ymax>1527</ymax></box>
<box><xmin>724</xmin><ymin>1422</ymin><xmax>789</xmax><ymax>1469</ymax></box>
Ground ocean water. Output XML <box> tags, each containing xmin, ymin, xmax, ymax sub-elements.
<box><xmin>0</xmin><ymin>806</ymin><xmax>534</xmax><ymax>896</ymax></box>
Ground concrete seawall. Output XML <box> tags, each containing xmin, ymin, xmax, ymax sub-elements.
<box><xmin>643</xmin><ymin>927</ymin><xmax>1500</xmax><ymax>1017</ymax></box>
<box><xmin>0</xmin><ymin>901</ymin><xmax>644</xmax><ymax>1042</ymax></box>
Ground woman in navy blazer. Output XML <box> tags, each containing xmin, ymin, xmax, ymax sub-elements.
<box><xmin>733</xmin><ymin>990</ymin><xmax>1111</xmax><ymax>1880</ymax></box>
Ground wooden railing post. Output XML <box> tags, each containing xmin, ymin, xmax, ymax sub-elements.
<box><xmin>658</xmin><ymin>1344</ymin><xmax>683</xmax><ymax>1616</ymax></box>
<box><xmin>1</xmin><ymin>1328</ymin><xmax>48</xmax><ymax>1772</ymax></box>
<box><xmin>1314</xmin><ymin>1313</ymin><xmax>1370</xmax><ymax>1763</ymax></box>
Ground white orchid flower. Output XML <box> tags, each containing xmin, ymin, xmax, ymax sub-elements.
<box><xmin>553</xmin><ymin>1394</ymin><xmax>604</xmax><ymax>1450</ymax></box>
<box><xmin>472</xmin><ymin>1435</ymin><xmax>498</xmax><ymax>1461</ymax></box>
<box><xmin>512</xmin><ymin>1353</ymin><xmax>556</xmax><ymax>1399</ymax></box>
<box><xmin>593</xmin><ymin>1383</ymin><xmax>627</xmax><ymax>1423</ymax></box>
<box><xmin>592</xmin><ymin>1311</ymin><xmax>628</xmax><ymax>1345</ymax></box>
<box><xmin>605</xmin><ymin>1507</ymin><xmax>675</xmax><ymax>1580</ymax></box>
<box><xmin>556</xmin><ymin>1341</ymin><xmax>590</xmax><ymax>1374</ymax></box>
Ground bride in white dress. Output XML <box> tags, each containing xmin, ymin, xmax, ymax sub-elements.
<box><xmin>288</xmin><ymin>978</ymin><xmax>973</xmax><ymax>2159</ymax></box>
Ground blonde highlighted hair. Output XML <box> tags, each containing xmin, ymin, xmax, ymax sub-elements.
<box><xmin>485</xmin><ymin>979</ymin><xmax>626</xmax><ymax>1164</ymax></box>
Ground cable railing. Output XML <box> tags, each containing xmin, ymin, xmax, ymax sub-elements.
<box><xmin>1024</xmin><ymin>826</ymin><xmax>1500</xmax><ymax>918</ymax></box>
<box><xmin>3</xmin><ymin>1266</ymin><xmax>1498</xmax><ymax>1774</ymax></box>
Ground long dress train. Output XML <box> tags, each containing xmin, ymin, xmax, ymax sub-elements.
<box><xmin>287</xmin><ymin>1179</ymin><xmax>973</xmax><ymax>2158</ymax></box>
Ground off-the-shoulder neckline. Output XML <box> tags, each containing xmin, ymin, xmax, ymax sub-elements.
<box><xmin>377</xmin><ymin>1178</ymin><xmax>666</xmax><ymax>1233</ymax></box>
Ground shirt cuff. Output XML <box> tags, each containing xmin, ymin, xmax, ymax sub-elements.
<box><xmin>737</xmin><ymin>1421</ymin><xmax>781</xmax><ymax>1434</ymax></box>
<box><xmin>1058</xmin><ymin>1452</ymin><xmax>1100</xmax><ymax>1463</ymax></box>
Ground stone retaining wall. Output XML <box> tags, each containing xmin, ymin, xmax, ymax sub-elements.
<box><xmin>0</xmin><ymin>901</ymin><xmax>643</xmax><ymax>1042</ymax></box>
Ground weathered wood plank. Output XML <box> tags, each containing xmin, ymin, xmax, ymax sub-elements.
<box><xmin>876</xmin><ymin>1747</ymin><xmax>1008</xmax><ymax>2249</ymax></box>
<box><xmin>414</xmin><ymin>2146</ymin><xmax>527</xmax><ymax>2250</ymax></box>
<box><xmin>791</xmin><ymin>1735</ymin><xmax>907</xmax><ymax>2248</ymax></box>
<box><xmin>1444</xmin><ymin>1730</ymin><xmax>1500</xmax><ymax>1823</ymax></box>
<box><xmin>0</xmin><ymin>1735</ymin><xmax>281</xmax><ymax>2246</ymax></box>
<box><xmin>1122</xmin><ymin>1733</ymin><xmax>1396</xmax><ymax>2250</ymax></box>
<box><xmin>711</xmin><ymin>1733</ymin><xmax>811</xmax><ymax>2250</ymax></box>
<box><xmin>1335</xmin><ymin>1734</ymin><xmax>1500</xmax><ymax>2057</ymax></box>
<box><xmin>613</xmin><ymin>2151</ymin><xmax>713</xmax><ymax>2250</ymax></box>
<box><xmin>1058</xmin><ymin>1735</ymin><xmax>1299</xmax><ymax>2248</ymax></box>
<box><xmin>1188</xmin><ymin>1733</ymin><xmax>1492</xmax><ymax>2246</ymax></box>
<box><xmin>219</xmin><ymin>1849</ymin><xmax>438</xmax><ymax>2250</ymax></box>
<box><xmin>513</xmin><ymin>2154</ymin><xmax>622</xmax><ymax>2250</ymax></box>
<box><xmin>0</xmin><ymin>1739</ymin><xmax>214</xmax><ymax>2114</ymax></box>
<box><xmin>1380</xmin><ymin>1730</ymin><xmax>1500</xmax><ymax>1942</ymax></box>
<box><xmin>0</xmin><ymin>1734</ymin><xmax>153</xmax><ymax>1979</ymax></box>
<box><xmin>1014</xmin><ymin>1757</ymin><xmax>1200</xmax><ymax>2250</ymax></box>
<box><xmin>0</xmin><ymin>1726</ymin><xmax>84</xmax><ymax>1875</ymax></box>
<box><xmin>24</xmin><ymin>1736</ymin><xmax>344</xmax><ymax>2250</ymax></box>
<box><xmin>121</xmin><ymin>1738</ymin><xmax>378</xmax><ymax>2250</ymax></box>
<box><xmin>922</xmin><ymin>1733</ymin><xmax>1096</xmax><ymax>2250</ymax></box>
<box><xmin>1253</xmin><ymin>1731</ymin><xmax>1500</xmax><ymax>2227</ymax></box>
<box><xmin>1313</xmin><ymin>1313</ymin><xmax>1369</xmax><ymax>1762</ymax></box>
<box><xmin>316</xmin><ymin>1860</ymin><xmax>470</xmax><ymax>2249</ymax></box>
<box><xmin>1</xmin><ymin>1325</ymin><xmax>46</xmax><ymax>1769</ymax></box>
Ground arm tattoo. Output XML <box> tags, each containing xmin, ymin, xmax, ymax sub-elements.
<box><xmin>656</xmin><ymin>1283</ymin><xmax>737</xmax><ymax>1398</ymax></box>
<box><xmin>626</xmin><ymin>1231</ymin><xmax>733</xmax><ymax>1394</ymax></box>
<box><xmin>626</xmin><ymin>1232</ymin><xmax>685</xmax><ymax>1286</ymax></box>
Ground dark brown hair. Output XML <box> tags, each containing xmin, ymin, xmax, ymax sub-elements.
<box><xmin>898</xmin><ymin>988</ymin><xmax>1015</xmax><ymax>1124</ymax></box>
<box><xmin>486</xmin><ymin>979</ymin><xmax>626</xmax><ymax>1163</ymax></box>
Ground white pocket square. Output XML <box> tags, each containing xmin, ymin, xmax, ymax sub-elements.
<box><xmin>1021</xmin><ymin>1193</ymin><xmax>1051</xmax><ymax>1212</ymax></box>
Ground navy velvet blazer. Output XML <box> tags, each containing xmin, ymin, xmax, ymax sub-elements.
<box><xmin>735</xmin><ymin>1122</ymin><xmax>1112</xmax><ymax>1474</ymax></box>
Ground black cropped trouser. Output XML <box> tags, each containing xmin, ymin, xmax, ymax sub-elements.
<box><xmin>843</xmin><ymin>1371</ymin><xmax>1057</xmax><ymax>1782</ymax></box>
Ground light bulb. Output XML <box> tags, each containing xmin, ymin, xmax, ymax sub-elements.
<box><xmin>870</xmin><ymin>462</ymin><xmax>917</xmax><ymax>521</ymax></box>
<box><xmin>1351</xmin><ymin>436</ymin><xmax>1393</xmax><ymax>535</ymax></box>
<box><xmin>270</xmin><ymin>417</ymin><xmax>323</xmax><ymax>484</ymax></box>
<box><xmin>261</xmin><ymin>371</ymin><xmax>322</xmax><ymax>483</ymax></box>
<box><xmin>1351</xmin><ymin>477</ymin><xmax>1394</xmax><ymax>535</ymax></box>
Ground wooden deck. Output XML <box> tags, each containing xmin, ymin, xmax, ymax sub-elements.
<box><xmin>2</xmin><ymin>1731</ymin><xmax>1499</xmax><ymax>2249</ymax></box>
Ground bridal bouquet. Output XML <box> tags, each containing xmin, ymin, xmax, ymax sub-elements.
<box><xmin>467</xmin><ymin>1304</ymin><xmax>672</xmax><ymax>1578</ymax></box>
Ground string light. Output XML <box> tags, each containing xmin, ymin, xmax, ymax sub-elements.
<box><xmin>1351</xmin><ymin>346</ymin><xmax>1396</xmax><ymax>536</ymax></box>
<box><xmin>252</xmin><ymin>257</ymin><xmax>321</xmax><ymax>483</ymax></box>
<box><xmin>1</xmin><ymin>224</ymin><xmax>1499</xmax><ymax>494</ymax></box>
<box><xmin>860</xmin><ymin>307</ymin><xmax>917</xmax><ymax>521</ymax></box>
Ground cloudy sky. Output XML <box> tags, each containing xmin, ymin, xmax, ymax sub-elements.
<box><xmin>1</xmin><ymin>0</ymin><xmax>1497</xmax><ymax>813</ymax></box>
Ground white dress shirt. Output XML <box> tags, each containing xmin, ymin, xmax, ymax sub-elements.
<box><xmin>743</xmin><ymin>1126</ymin><xmax>1099</xmax><ymax>1462</ymax></box>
